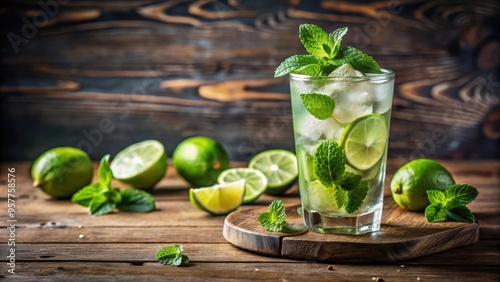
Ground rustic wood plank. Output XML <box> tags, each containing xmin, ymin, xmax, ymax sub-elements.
<box><xmin>6</xmin><ymin>241</ymin><xmax>500</xmax><ymax>265</ymax></box>
<box><xmin>3</xmin><ymin>262</ymin><xmax>500</xmax><ymax>281</ymax></box>
<box><xmin>15</xmin><ymin>226</ymin><xmax>227</xmax><ymax>243</ymax></box>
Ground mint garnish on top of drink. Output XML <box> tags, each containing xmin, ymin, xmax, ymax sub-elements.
<box><xmin>274</xmin><ymin>24</ymin><xmax>382</xmax><ymax>77</ymax></box>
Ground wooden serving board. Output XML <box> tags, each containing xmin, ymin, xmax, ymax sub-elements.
<box><xmin>223</xmin><ymin>200</ymin><xmax>479</xmax><ymax>263</ymax></box>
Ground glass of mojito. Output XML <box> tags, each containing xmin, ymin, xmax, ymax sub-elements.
<box><xmin>276</xmin><ymin>24</ymin><xmax>394</xmax><ymax>234</ymax></box>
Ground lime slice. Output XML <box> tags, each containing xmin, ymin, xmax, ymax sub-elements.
<box><xmin>189</xmin><ymin>180</ymin><xmax>245</xmax><ymax>215</ymax></box>
<box><xmin>218</xmin><ymin>168</ymin><xmax>267</xmax><ymax>204</ymax></box>
<box><xmin>248</xmin><ymin>150</ymin><xmax>298</xmax><ymax>195</ymax></box>
<box><xmin>340</xmin><ymin>114</ymin><xmax>388</xmax><ymax>171</ymax></box>
<box><xmin>110</xmin><ymin>140</ymin><xmax>167</xmax><ymax>189</ymax></box>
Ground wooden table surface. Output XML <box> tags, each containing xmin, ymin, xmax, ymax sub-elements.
<box><xmin>1</xmin><ymin>159</ymin><xmax>499</xmax><ymax>281</ymax></box>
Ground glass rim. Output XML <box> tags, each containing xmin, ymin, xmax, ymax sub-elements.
<box><xmin>289</xmin><ymin>68</ymin><xmax>395</xmax><ymax>82</ymax></box>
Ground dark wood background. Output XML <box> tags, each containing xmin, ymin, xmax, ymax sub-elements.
<box><xmin>1</xmin><ymin>0</ymin><xmax>499</xmax><ymax>162</ymax></box>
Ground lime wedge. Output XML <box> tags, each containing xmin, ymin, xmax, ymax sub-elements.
<box><xmin>340</xmin><ymin>114</ymin><xmax>388</xmax><ymax>171</ymax></box>
<box><xmin>189</xmin><ymin>180</ymin><xmax>245</xmax><ymax>215</ymax></box>
<box><xmin>218</xmin><ymin>168</ymin><xmax>267</xmax><ymax>204</ymax></box>
<box><xmin>110</xmin><ymin>140</ymin><xmax>167</xmax><ymax>189</ymax></box>
<box><xmin>248</xmin><ymin>150</ymin><xmax>298</xmax><ymax>195</ymax></box>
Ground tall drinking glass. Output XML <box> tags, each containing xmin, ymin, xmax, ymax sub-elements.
<box><xmin>289</xmin><ymin>69</ymin><xmax>395</xmax><ymax>234</ymax></box>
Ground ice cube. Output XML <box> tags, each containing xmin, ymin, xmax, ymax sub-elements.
<box><xmin>372</xmin><ymin>80</ymin><xmax>394</xmax><ymax>114</ymax></box>
<box><xmin>297</xmin><ymin>114</ymin><xmax>344</xmax><ymax>148</ymax></box>
<box><xmin>329</xmin><ymin>63</ymin><xmax>358</xmax><ymax>77</ymax></box>
<box><xmin>331</xmin><ymin>82</ymin><xmax>375</xmax><ymax>124</ymax></box>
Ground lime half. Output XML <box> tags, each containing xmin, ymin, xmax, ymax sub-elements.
<box><xmin>189</xmin><ymin>180</ymin><xmax>245</xmax><ymax>215</ymax></box>
<box><xmin>110</xmin><ymin>140</ymin><xmax>167</xmax><ymax>189</ymax></box>
<box><xmin>248</xmin><ymin>149</ymin><xmax>298</xmax><ymax>195</ymax></box>
<box><xmin>340</xmin><ymin>114</ymin><xmax>388</xmax><ymax>171</ymax></box>
<box><xmin>218</xmin><ymin>168</ymin><xmax>268</xmax><ymax>204</ymax></box>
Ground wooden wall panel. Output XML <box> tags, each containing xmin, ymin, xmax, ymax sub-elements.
<box><xmin>1</xmin><ymin>0</ymin><xmax>499</xmax><ymax>161</ymax></box>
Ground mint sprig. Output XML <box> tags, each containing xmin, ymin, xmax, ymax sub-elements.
<box><xmin>313</xmin><ymin>140</ymin><xmax>370</xmax><ymax>214</ymax></box>
<box><xmin>258</xmin><ymin>199</ymin><xmax>286</xmax><ymax>232</ymax></box>
<box><xmin>258</xmin><ymin>200</ymin><xmax>307</xmax><ymax>234</ymax></box>
<box><xmin>425</xmin><ymin>184</ymin><xmax>479</xmax><ymax>223</ymax></box>
<box><xmin>275</xmin><ymin>24</ymin><xmax>381</xmax><ymax>77</ymax></box>
<box><xmin>156</xmin><ymin>244</ymin><xmax>189</xmax><ymax>267</ymax></box>
<box><xmin>72</xmin><ymin>155</ymin><xmax>156</xmax><ymax>216</ymax></box>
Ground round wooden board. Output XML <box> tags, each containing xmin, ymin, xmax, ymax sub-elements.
<box><xmin>223</xmin><ymin>199</ymin><xmax>479</xmax><ymax>263</ymax></box>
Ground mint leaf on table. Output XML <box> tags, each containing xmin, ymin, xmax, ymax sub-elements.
<box><xmin>300</xmin><ymin>93</ymin><xmax>335</xmax><ymax>120</ymax></box>
<box><xmin>274</xmin><ymin>24</ymin><xmax>382</xmax><ymax>77</ymax></box>
<box><xmin>89</xmin><ymin>194</ymin><xmax>116</xmax><ymax>216</ymax></box>
<box><xmin>443</xmin><ymin>184</ymin><xmax>478</xmax><ymax>209</ymax></box>
<box><xmin>98</xmin><ymin>154</ymin><xmax>113</xmax><ymax>188</ymax></box>
<box><xmin>447</xmin><ymin>206</ymin><xmax>475</xmax><ymax>223</ymax></box>
<box><xmin>274</xmin><ymin>54</ymin><xmax>321</xmax><ymax>77</ymax></box>
<box><xmin>313</xmin><ymin>140</ymin><xmax>345</xmax><ymax>188</ymax></box>
<box><xmin>425</xmin><ymin>184</ymin><xmax>479</xmax><ymax>223</ymax></box>
<box><xmin>117</xmin><ymin>189</ymin><xmax>156</xmax><ymax>212</ymax></box>
<box><xmin>72</xmin><ymin>154</ymin><xmax>156</xmax><ymax>216</ymax></box>
<box><xmin>71</xmin><ymin>183</ymin><xmax>103</xmax><ymax>207</ymax></box>
<box><xmin>258</xmin><ymin>199</ymin><xmax>286</xmax><ymax>232</ymax></box>
<box><xmin>156</xmin><ymin>244</ymin><xmax>189</xmax><ymax>267</ymax></box>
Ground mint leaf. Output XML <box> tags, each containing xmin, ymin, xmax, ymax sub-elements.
<box><xmin>339</xmin><ymin>171</ymin><xmax>362</xmax><ymax>191</ymax></box>
<box><xmin>447</xmin><ymin>206</ymin><xmax>475</xmax><ymax>222</ymax></box>
<box><xmin>300</xmin><ymin>93</ymin><xmax>335</xmax><ymax>120</ymax></box>
<box><xmin>329</xmin><ymin>27</ymin><xmax>348</xmax><ymax>58</ymax></box>
<box><xmin>72</xmin><ymin>183</ymin><xmax>103</xmax><ymax>207</ymax></box>
<box><xmin>117</xmin><ymin>189</ymin><xmax>156</xmax><ymax>212</ymax></box>
<box><xmin>425</xmin><ymin>184</ymin><xmax>479</xmax><ymax>223</ymax></box>
<box><xmin>274</xmin><ymin>54</ymin><xmax>321</xmax><ymax>77</ymax></box>
<box><xmin>345</xmin><ymin>181</ymin><xmax>369</xmax><ymax>214</ymax></box>
<box><xmin>299</xmin><ymin>24</ymin><xmax>333</xmax><ymax>59</ymax></box>
<box><xmin>108</xmin><ymin>188</ymin><xmax>122</xmax><ymax>204</ymax></box>
<box><xmin>313</xmin><ymin>140</ymin><xmax>345</xmax><ymax>188</ymax></box>
<box><xmin>443</xmin><ymin>184</ymin><xmax>478</xmax><ymax>209</ymax></box>
<box><xmin>89</xmin><ymin>194</ymin><xmax>115</xmax><ymax>216</ymax></box>
<box><xmin>258</xmin><ymin>199</ymin><xmax>286</xmax><ymax>232</ymax></box>
<box><xmin>293</xmin><ymin>64</ymin><xmax>322</xmax><ymax>76</ymax></box>
<box><xmin>426</xmin><ymin>190</ymin><xmax>446</xmax><ymax>205</ymax></box>
<box><xmin>98</xmin><ymin>155</ymin><xmax>113</xmax><ymax>188</ymax></box>
<box><xmin>333</xmin><ymin>46</ymin><xmax>382</xmax><ymax>74</ymax></box>
<box><xmin>425</xmin><ymin>204</ymin><xmax>448</xmax><ymax>223</ymax></box>
<box><xmin>156</xmin><ymin>244</ymin><xmax>189</xmax><ymax>267</ymax></box>
<box><xmin>335</xmin><ymin>187</ymin><xmax>347</xmax><ymax>209</ymax></box>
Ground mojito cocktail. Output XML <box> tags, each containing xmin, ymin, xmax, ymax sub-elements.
<box><xmin>276</xmin><ymin>24</ymin><xmax>394</xmax><ymax>234</ymax></box>
<box><xmin>290</xmin><ymin>67</ymin><xmax>394</xmax><ymax>234</ymax></box>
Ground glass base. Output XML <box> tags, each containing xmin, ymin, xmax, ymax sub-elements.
<box><xmin>302</xmin><ymin>204</ymin><xmax>382</xmax><ymax>235</ymax></box>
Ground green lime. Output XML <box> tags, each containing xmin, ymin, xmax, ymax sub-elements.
<box><xmin>248</xmin><ymin>149</ymin><xmax>298</xmax><ymax>195</ymax></box>
<box><xmin>340</xmin><ymin>113</ymin><xmax>388</xmax><ymax>171</ymax></box>
<box><xmin>173</xmin><ymin>136</ymin><xmax>230</xmax><ymax>187</ymax></box>
<box><xmin>110</xmin><ymin>140</ymin><xmax>167</xmax><ymax>190</ymax></box>
<box><xmin>218</xmin><ymin>168</ymin><xmax>267</xmax><ymax>204</ymax></box>
<box><xmin>189</xmin><ymin>180</ymin><xmax>245</xmax><ymax>215</ymax></box>
<box><xmin>31</xmin><ymin>147</ymin><xmax>93</xmax><ymax>198</ymax></box>
<box><xmin>390</xmin><ymin>158</ymin><xmax>455</xmax><ymax>211</ymax></box>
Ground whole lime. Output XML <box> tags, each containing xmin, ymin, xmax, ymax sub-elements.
<box><xmin>390</xmin><ymin>158</ymin><xmax>455</xmax><ymax>211</ymax></box>
<box><xmin>173</xmin><ymin>136</ymin><xmax>230</xmax><ymax>187</ymax></box>
<box><xmin>31</xmin><ymin>147</ymin><xmax>93</xmax><ymax>198</ymax></box>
